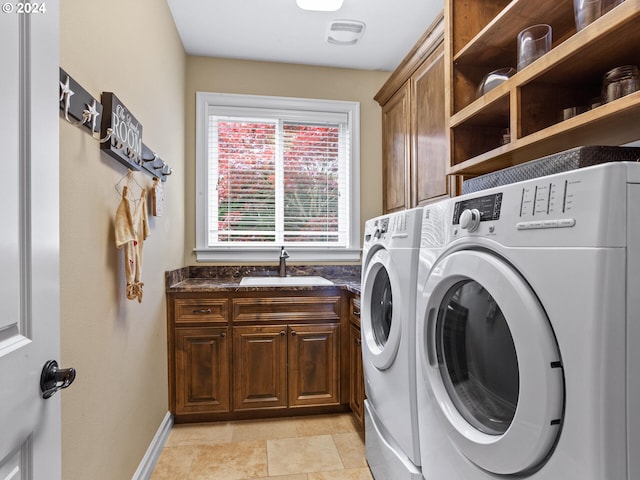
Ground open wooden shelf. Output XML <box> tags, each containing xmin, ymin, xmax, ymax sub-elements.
<box><xmin>450</xmin><ymin>90</ymin><xmax>640</xmax><ymax>175</ymax></box>
<box><xmin>453</xmin><ymin>1</ymin><xmax>575</xmax><ymax>67</ymax></box>
<box><xmin>446</xmin><ymin>0</ymin><xmax>640</xmax><ymax>176</ymax></box>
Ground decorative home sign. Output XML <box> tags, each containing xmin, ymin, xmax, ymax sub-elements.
<box><xmin>100</xmin><ymin>92</ymin><xmax>144</xmax><ymax>170</ymax></box>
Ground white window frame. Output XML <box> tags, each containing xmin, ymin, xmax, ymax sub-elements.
<box><xmin>195</xmin><ymin>92</ymin><xmax>361</xmax><ymax>263</ymax></box>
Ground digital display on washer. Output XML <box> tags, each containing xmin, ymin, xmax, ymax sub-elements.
<box><xmin>453</xmin><ymin>193</ymin><xmax>503</xmax><ymax>224</ymax></box>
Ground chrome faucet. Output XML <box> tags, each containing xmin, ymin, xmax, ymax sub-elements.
<box><xmin>278</xmin><ymin>246</ymin><xmax>289</xmax><ymax>277</ymax></box>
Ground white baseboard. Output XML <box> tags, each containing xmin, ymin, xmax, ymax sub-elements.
<box><xmin>132</xmin><ymin>411</ymin><xmax>173</xmax><ymax>480</ymax></box>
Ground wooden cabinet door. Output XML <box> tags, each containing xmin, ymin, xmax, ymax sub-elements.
<box><xmin>175</xmin><ymin>326</ymin><xmax>230</xmax><ymax>414</ymax></box>
<box><xmin>349</xmin><ymin>324</ymin><xmax>365</xmax><ymax>426</ymax></box>
<box><xmin>233</xmin><ymin>325</ymin><xmax>288</xmax><ymax>411</ymax></box>
<box><xmin>382</xmin><ymin>83</ymin><xmax>411</xmax><ymax>213</ymax></box>
<box><xmin>288</xmin><ymin>324</ymin><xmax>340</xmax><ymax>407</ymax></box>
<box><xmin>411</xmin><ymin>43</ymin><xmax>449</xmax><ymax>205</ymax></box>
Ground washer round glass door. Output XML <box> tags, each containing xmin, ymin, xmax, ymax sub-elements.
<box><xmin>437</xmin><ymin>278</ymin><xmax>519</xmax><ymax>436</ymax></box>
<box><xmin>362</xmin><ymin>248</ymin><xmax>402</xmax><ymax>370</ymax></box>
<box><xmin>420</xmin><ymin>249</ymin><xmax>564</xmax><ymax>475</ymax></box>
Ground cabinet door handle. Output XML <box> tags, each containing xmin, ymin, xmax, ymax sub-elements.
<box><xmin>220</xmin><ymin>331</ymin><xmax>226</xmax><ymax>338</ymax></box>
<box><xmin>353</xmin><ymin>309</ymin><xmax>361</xmax><ymax>317</ymax></box>
<box><xmin>192</xmin><ymin>309</ymin><xmax>212</xmax><ymax>314</ymax></box>
<box><xmin>291</xmin><ymin>330</ymin><xmax>297</xmax><ymax>336</ymax></box>
<box><xmin>280</xmin><ymin>330</ymin><xmax>286</xmax><ymax>336</ymax></box>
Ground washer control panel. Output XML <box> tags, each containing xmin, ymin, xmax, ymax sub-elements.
<box><xmin>373</xmin><ymin>217</ymin><xmax>389</xmax><ymax>239</ymax></box>
<box><xmin>518</xmin><ymin>179</ymin><xmax>577</xmax><ymax>218</ymax></box>
<box><xmin>453</xmin><ymin>193</ymin><xmax>502</xmax><ymax>226</ymax></box>
<box><xmin>453</xmin><ymin>179</ymin><xmax>581</xmax><ymax>232</ymax></box>
<box><xmin>448</xmin><ymin>163</ymin><xmax>632</xmax><ymax>248</ymax></box>
<box><xmin>516</xmin><ymin>218</ymin><xmax>576</xmax><ymax>230</ymax></box>
<box><xmin>364</xmin><ymin>208</ymin><xmax>423</xmax><ymax>249</ymax></box>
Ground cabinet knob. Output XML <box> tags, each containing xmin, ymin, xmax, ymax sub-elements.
<box><xmin>291</xmin><ymin>330</ymin><xmax>297</xmax><ymax>336</ymax></box>
<box><xmin>220</xmin><ymin>331</ymin><xmax>226</xmax><ymax>338</ymax></box>
<box><xmin>353</xmin><ymin>309</ymin><xmax>361</xmax><ymax>317</ymax></box>
<box><xmin>280</xmin><ymin>330</ymin><xmax>286</xmax><ymax>336</ymax></box>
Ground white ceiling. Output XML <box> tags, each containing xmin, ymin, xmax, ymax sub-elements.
<box><xmin>166</xmin><ymin>0</ymin><xmax>444</xmax><ymax>71</ymax></box>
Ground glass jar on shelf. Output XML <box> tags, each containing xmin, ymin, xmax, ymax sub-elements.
<box><xmin>602</xmin><ymin>65</ymin><xmax>639</xmax><ymax>103</ymax></box>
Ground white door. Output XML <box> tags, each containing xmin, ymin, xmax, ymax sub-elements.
<box><xmin>0</xmin><ymin>3</ymin><xmax>65</xmax><ymax>479</ymax></box>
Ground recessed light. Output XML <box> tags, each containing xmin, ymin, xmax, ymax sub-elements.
<box><xmin>296</xmin><ymin>0</ymin><xmax>344</xmax><ymax>12</ymax></box>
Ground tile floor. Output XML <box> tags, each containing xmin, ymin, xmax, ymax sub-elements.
<box><xmin>151</xmin><ymin>413</ymin><xmax>373</xmax><ymax>480</ymax></box>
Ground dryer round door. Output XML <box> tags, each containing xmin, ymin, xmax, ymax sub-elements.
<box><xmin>362</xmin><ymin>248</ymin><xmax>402</xmax><ymax>370</ymax></box>
<box><xmin>418</xmin><ymin>249</ymin><xmax>564</xmax><ymax>475</ymax></box>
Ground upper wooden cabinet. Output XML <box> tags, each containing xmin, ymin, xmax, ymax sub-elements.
<box><xmin>380</xmin><ymin>84</ymin><xmax>411</xmax><ymax>212</ymax></box>
<box><xmin>446</xmin><ymin>0</ymin><xmax>640</xmax><ymax>176</ymax></box>
<box><xmin>411</xmin><ymin>44</ymin><xmax>448</xmax><ymax>204</ymax></box>
<box><xmin>376</xmin><ymin>12</ymin><xmax>452</xmax><ymax>213</ymax></box>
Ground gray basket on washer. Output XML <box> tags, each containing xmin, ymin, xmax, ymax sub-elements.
<box><xmin>462</xmin><ymin>146</ymin><xmax>640</xmax><ymax>194</ymax></box>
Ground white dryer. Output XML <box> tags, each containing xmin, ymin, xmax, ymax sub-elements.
<box><xmin>361</xmin><ymin>208</ymin><xmax>423</xmax><ymax>480</ymax></box>
<box><xmin>416</xmin><ymin>162</ymin><xmax>640</xmax><ymax>479</ymax></box>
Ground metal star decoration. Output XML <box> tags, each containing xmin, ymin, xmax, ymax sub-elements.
<box><xmin>59</xmin><ymin>76</ymin><xmax>74</xmax><ymax>121</ymax></box>
<box><xmin>85</xmin><ymin>99</ymin><xmax>100</xmax><ymax>133</ymax></box>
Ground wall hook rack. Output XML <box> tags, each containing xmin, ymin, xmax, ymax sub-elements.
<box><xmin>140</xmin><ymin>143</ymin><xmax>171</xmax><ymax>181</ymax></box>
<box><xmin>59</xmin><ymin>68</ymin><xmax>173</xmax><ymax>183</ymax></box>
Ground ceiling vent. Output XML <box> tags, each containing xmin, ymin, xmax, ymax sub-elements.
<box><xmin>327</xmin><ymin>20</ymin><xmax>366</xmax><ymax>46</ymax></box>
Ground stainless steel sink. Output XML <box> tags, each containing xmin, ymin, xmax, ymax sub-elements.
<box><xmin>239</xmin><ymin>276</ymin><xmax>334</xmax><ymax>286</ymax></box>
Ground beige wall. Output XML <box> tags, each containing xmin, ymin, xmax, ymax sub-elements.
<box><xmin>184</xmin><ymin>56</ymin><xmax>390</xmax><ymax>265</ymax></box>
<box><xmin>59</xmin><ymin>1</ymin><xmax>185</xmax><ymax>478</ymax></box>
<box><xmin>59</xmin><ymin>1</ymin><xmax>387</xmax><ymax>475</ymax></box>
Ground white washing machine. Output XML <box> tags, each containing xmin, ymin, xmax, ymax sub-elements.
<box><xmin>416</xmin><ymin>162</ymin><xmax>640</xmax><ymax>479</ymax></box>
<box><xmin>361</xmin><ymin>208</ymin><xmax>423</xmax><ymax>480</ymax></box>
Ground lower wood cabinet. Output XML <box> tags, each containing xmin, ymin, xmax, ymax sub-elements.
<box><xmin>349</xmin><ymin>325</ymin><xmax>364</xmax><ymax>425</ymax></box>
<box><xmin>348</xmin><ymin>295</ymin><xmax>365</xmax><ymax>426</ymax></box>
<box><xmin>288</xmin><ymin>323</ymin><xmax>340</xmax><ymax>408</ymax></box>
<box><xmin>233</xmin><ymin>323</ymin><xmax>340</xmax><ymax>411</ymax></box>
<box><xmin>168</xmin><ymin>290</ymin><xmax>349</xmax><ymax>422</ymax></box>
<box><xmin>175</xmin><ymin>326</ymin><xmax>230</xmax><ymax>415</ymax></box>
<box><xmin>233</xmin><ymin>325</ymin><xmax>288</xmax><ymax>411</ymax></box>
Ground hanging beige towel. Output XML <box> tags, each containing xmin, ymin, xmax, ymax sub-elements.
<box><xmin>115</xmin><ymin>185</ymin><xmax>149</xmax><ymax>302</ymax></box>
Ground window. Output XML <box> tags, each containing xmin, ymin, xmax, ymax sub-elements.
<box><xmin>195</xmin><ymin>92</ymin><xmax>361</xmax><ymax>262</ymax></box>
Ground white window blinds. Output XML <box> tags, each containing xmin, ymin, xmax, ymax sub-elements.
<box><xmin>207</xmin><ymin>110</ymin><xmax>350</xmax><ymax>247</ymax></box>
<box><xmin>195</xmin><ymin>92</ymin><xmax>360</xmax><ymax>262</ymax></box>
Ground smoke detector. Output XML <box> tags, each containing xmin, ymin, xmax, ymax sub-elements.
<box><xmin>327</xmin><ymin>20</ymin><xmax>366</xmax><ymax>45</ymax></box>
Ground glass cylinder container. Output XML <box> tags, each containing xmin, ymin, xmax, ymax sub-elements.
<box><xmin>602</xmin><ymin>65</ymin><xmax>640</xmax><ymax>103</ymax></box>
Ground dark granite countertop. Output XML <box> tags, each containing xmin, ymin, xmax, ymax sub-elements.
<box><xmin>166</xmin><ymin>265</ymin><xmax>361</xmax><ymax>296</ymax></box>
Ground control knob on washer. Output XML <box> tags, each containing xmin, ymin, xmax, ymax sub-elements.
<box><xmin>460</xmin><ymin>208</ymin><xmax>481</xmax><ymax>232</ymax></box>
